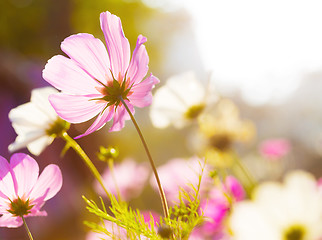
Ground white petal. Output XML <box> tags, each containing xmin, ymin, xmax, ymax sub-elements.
<box><xmin>230</xmin><ymin>202</ymin><xmax>281</xmax><ymax>240</ymax></box>
<box><xmin>30</xmin><ymin>87</ymin><xmax>59</xmax><ymax>121</ymax></box>
<box><xmin>9</xmin><ymin>103</ymin><xmax>53</xmax><ymax>133</ymax></box>
<box><xmin>8</xmin><ymin>130</ymin><xmax>46</xmax><ymax>154</ymax></box>
<box><xmin>27</xmin><ymin>135</ymin><xmax>55</xmax><ymax>156</ymax></box>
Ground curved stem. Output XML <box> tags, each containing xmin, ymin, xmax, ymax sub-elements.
<box><xmin>61</xmin><ymin>132</ymin><xmax>110</xmax><ymax>197</ymax></box>
<box><xmin>119</xmin><ymin>98</ymin><xmax>169</xmax><ymax>219</ymax></box>
<box><xmin>22</xmin><ymin>216</ymin><xmax>33</xmax><ymax>240</ymax></box>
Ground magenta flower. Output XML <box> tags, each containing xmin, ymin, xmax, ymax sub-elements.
<box><xmin>43</xmin><ymin>11</ymin><xmax>159</xmax><ymax>138</ymax></box>
<box><xmin>0</xmin><ymin>153</ymin><xmax>62</xmax><ymax>228</ymax></box>
<box><xmin>194</xmin><ymin>176</ymin><xmax>245</xmax><ymax>238</ymax></box>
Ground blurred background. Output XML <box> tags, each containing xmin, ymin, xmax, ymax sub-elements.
<box><xmin>1</xmin><ymin>0</ymin><xmax>322</xmax><ymax>239</ymax></box>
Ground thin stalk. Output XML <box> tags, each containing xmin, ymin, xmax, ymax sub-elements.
<box><xmin>108</xmin><ymin>158</ymin><xmax>122</xmax><ymax>201</ymax></box>
<box><xmin>22</xmin><ymin>216</ymin><xmax>33</xmax><ymax>240</ymax></box>
<box><xmin>60</xmin><ymin>132</ymin><xmax>110</xmax><ymax>197</ymax></box>
<box><xmin>119</xmin><ymin>98</ymin><xmax>169</xmax><ymax>219</ymax></box>
<box><xmin>233</xmin><ymin>154</ymin><xmax>257</xmax><ymax>194</ymax></box>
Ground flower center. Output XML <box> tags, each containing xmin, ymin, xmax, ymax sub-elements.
<box><xmin>46</xmin><ymin>117</ymin><xmax>70</xmax><ymax>137</ymax></box>
<box><xmin>284</xmin><ymin>225</ymin><xmax>306</xmax><ymax>240</ymax></box>
<box><xmin>184</xmin><ymin>104</ymin><xmax>205</xmax><ymax>120</ymax></box>
<box><xmin>209</xmin><ymin>134</ymin><xmax>232</xmax><ymax>151</ymax></box>
<box><xmin>8</xmin><ymin>197</ymin><xmax>33</xmax><ymax>217</ymax></box>
<box><xmin>94</xmin><ymin>79</ymin><xmax>132</xmax><ymax>109</ymax></box>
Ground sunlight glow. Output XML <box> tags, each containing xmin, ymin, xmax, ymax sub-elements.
<box><xmin>184</xmin><ymin>0</ymin><xmax>322</xmax><ymax>105</ymax></box>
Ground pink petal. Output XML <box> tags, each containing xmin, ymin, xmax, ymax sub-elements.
<box><xmin>129</xmin><ymin>74</ymin><xmax>160</xmax><ymax>107</ymax></box>
<box><xmin>61</xmin><ymin>33</ymin><xmax>112</xmax><ymax>83</ymax></box>
<box><xmin>0</xmin><ymin>214</ymin><xmax>22</xmax><ymax>228</ymax></box>
<box><xmin>43</xmin><ymin>55</ymin><xmax>101</xmax><ymax>95</ymax></box>
<box><xmin>10</xmin><ymin>153</ymin><xmax>39</xmax><ymax>198</ymax></box>
<box><xmin>49</xmin><ymin>93</ymin><xmax>106</xmax><ymax>123</ymax></box>
<box><xmin>0</xmin><ymin>156</ymin><xmax>16</xmax><ymax>199</ymax></box>
<box><xmin>224</xmin><ymin>176</ymin><xmax>245</xmax><ymax>201</ymax></box>
<box><xmin>28</xmin><ymin>209</ymin><xmax>47</xmax><ymax>217</ymax></box>
<box><xmin>127</xmin><ymin>35</ymin><xmax>149</xmax><ymax>86</ymax></box>
<box><xmin>109</xmin><ymin>102</ymin><xmax>134</xmax><ymax>132</ymax></box>
<box><xmin>29</xmin><ymin>164</ymin><xmax>62</xmax><ymax>202</ymax></box>
<box><xmin>75</xmin><ymin>106</ymin><xmax>114</xmax><ymax>139</ymax></box>
<box><xmin>100</xmin><ymin>11</ymin><xmax>130</xmax><ymax>79</ymax></box>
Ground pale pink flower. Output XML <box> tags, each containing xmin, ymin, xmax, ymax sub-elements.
<box><xmin>0</xmin><ymin>153</ymin><xmax>62</xmax><ymax>228</ymax></box>
<box><xmin>95</xmin><ymin>159</ymin><xmax>149</xmax><ymax>201</ymax></box>
<box><xmin>259</xmin><ymin>138</ymin><xmax>291</xmax><ymax>160</ymax></box>
<box><xmin>43</xmin><ymin>11</ymin><xmax>159</xmax><ymax>138</ymax></box>
<box><xmin>150</xmin><ymin>156</ymin><xmax>211</xmax><ymax>204</ymax></box>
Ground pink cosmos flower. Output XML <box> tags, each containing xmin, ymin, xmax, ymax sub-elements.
<box><xmin>95</xmin><ymin>159</ymin><xmax>149</xmax><ymax>201</ymax></box>
<box><xmin>0</xmin><ymin>153</ymin><xmax>62</xmax><ymax>228</ymax></box>
<box><xmin>43</xmin><ymin>11</ymin><xmax>159</xmax><ymax>138</ymax></box>
<box><xmin>259</xmin><ymin>138</ymin><xmax>291</xmax><ymax>160</ymax></box>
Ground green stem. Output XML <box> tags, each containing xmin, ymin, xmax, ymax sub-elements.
<box><xmin>120</xmin><ymin>98</ymin><xmax>169</xmax><ymax>219</ymax></box>
<box><xmin>108</xmin><ymin>158</ymin><xmax>122</xmax><ymax>201</ymax></box>
<box><xmin>22</xmin><ymin>216</ymin><xmax>33</xmax><ymax>240</ymax></box>
<box><xmin>61</xmin><ymin>132</ymin><xmax>110</xmax><ymax>197</ymax></box>
<box><xmin>233</xmin><ymin>154</ymin><xmax>257</xmax><ymax>194</ymax></box>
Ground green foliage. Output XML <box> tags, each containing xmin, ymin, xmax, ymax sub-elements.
<box><xmin>161</xmin><ymin>164</ymin><xmax>205</xmax><ymax>239</ymax></box>
<box><xmin>83</xmin><ymin>195</ymin><xmax>162</xmax><ymax>239</ymax></box>
<box><xmin>83</xmin><ymin>162</ymin><xmax>205</xmax><ymax>239</ymax></box>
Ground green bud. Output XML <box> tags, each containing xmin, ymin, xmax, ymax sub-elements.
<box><xmin>158</xmin><ymin>225</ymin><xmax>173</xmax><ymax>239</ymax></box>
<box><xmin>97</xmin><ymin>146</ymin><xmax>119</xmax><ymax>162</ymax></box>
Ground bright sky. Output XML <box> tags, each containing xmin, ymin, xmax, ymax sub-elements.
<box><xmin>144</xmin><ymin>0</ymin><xmax>322</xmax><ymax>105</ymax></box>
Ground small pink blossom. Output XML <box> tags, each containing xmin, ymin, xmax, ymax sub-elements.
<box><xmin>43</xmin><ymin>11</ymin><xmax>159</xmax><ymax>138</ymax></box>
<box><xmin>150</xmin><ymin>156</ymin><xmax>211</xmax><ymax>204</ymax></box>
<box><xmin>259</xmin><ymin>138</ymin><xmax>291</xmax><ymax>160</ymax></box>
<box><xmin>0</xmin><ymin>153</ymin><xmax>62</xmax><ymax>228</ymax></box>
<box><xmin>95</xmin><ymin>159</ymin><xmax>149</xmax><ymax>201</ymax></box>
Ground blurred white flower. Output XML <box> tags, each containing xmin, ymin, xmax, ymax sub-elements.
<box><xmin>9</xmin><ymin>87</ymin><xmax>69</xmax><ymax>155</ymax></box>
<box><xmin>149</xmin><ymin>71</ymin><xmax>217</xmax><ymax>129</ymax></box>
<box><xmin>230</xmin><ymin>170</ymin><xmax>322</xmax><ymax>240</ymax></box>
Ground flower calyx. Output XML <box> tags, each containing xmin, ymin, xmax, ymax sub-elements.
<box><xmin>46</xmin><ymin>118</ymin><xmax>70</xmax><ymax>137</ymax></box>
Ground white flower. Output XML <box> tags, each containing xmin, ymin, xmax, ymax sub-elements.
<box><xmin>9</xmin><ymin>87</ymin><xmax>69</xmax><ymax>155</ymax></box>
<box><xmin>149</xmin><ymin>71</ymin><xmax>217</xmax><ymax>129</ymax></box>
<box><xmin>230</xmin><ymin>170</ymin><xmax>322</xmax><ymax>240</ymax></box>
